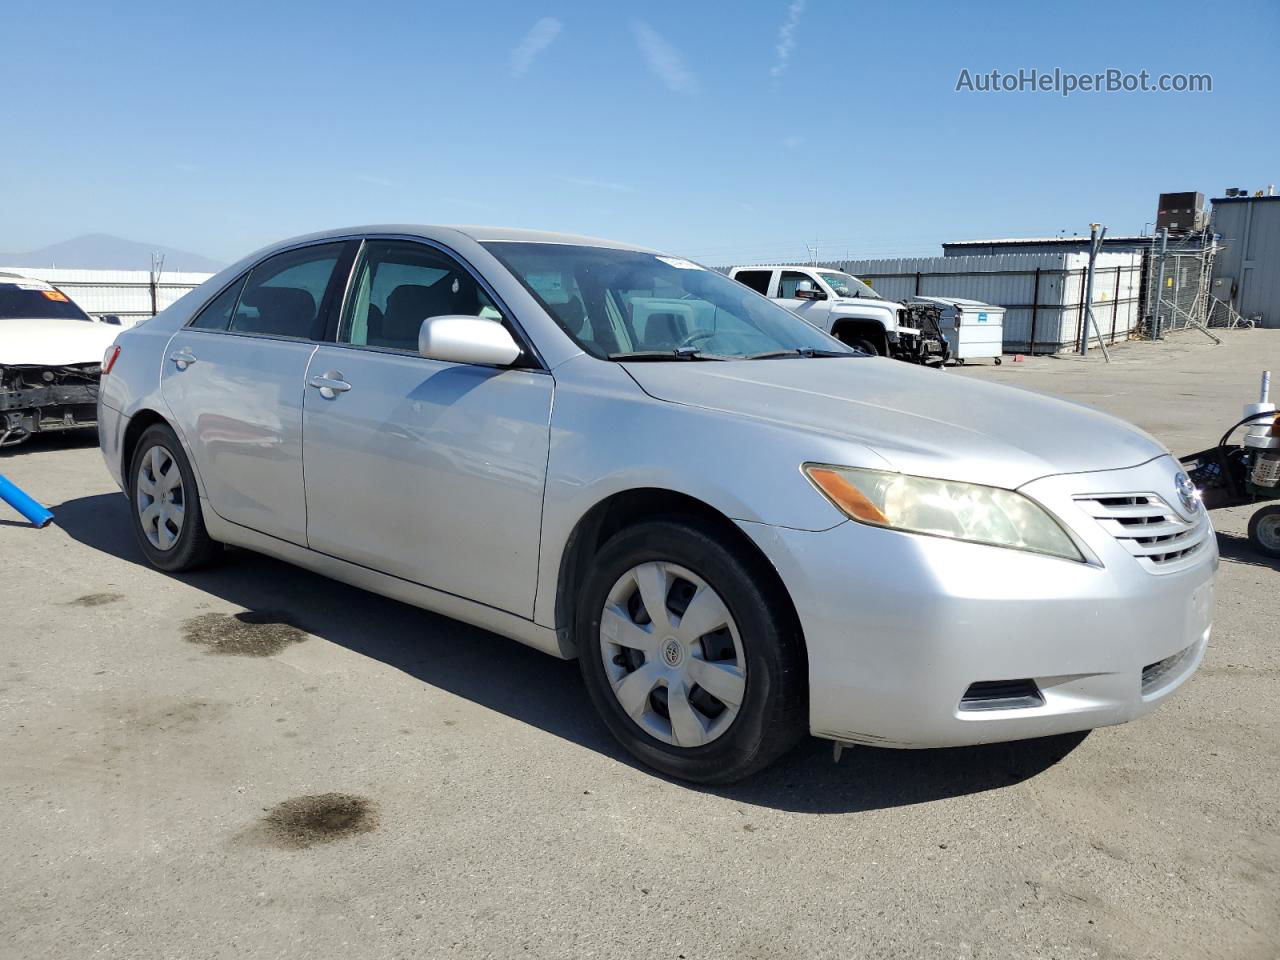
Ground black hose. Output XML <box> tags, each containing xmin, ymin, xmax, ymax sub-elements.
<box><xmin>1218</xmin><ymin>411</ymin><xmax>1278</xmax><ymax>450</ymax></box>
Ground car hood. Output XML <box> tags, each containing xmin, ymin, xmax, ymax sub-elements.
<box><xmin>0</xmin><ymin>317</ymin><xmax>120</xmax><ymax>366</ymax></box>
<box><xmin>834</xmin><ymin>296</ymin><xmax>898</xmax><ymax>313</ymax></box>
<box><xmin>622</xmin><ymin>357</ymin><xmax>1168</xmax><ymax>489</ymax></box>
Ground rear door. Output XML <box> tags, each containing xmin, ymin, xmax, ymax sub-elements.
<box><xmin>774</xmin><ymin>269</ymin><xmax>833</xmax><ymax>329</ymax></box>
<box><xmin>161</xmin><ymin>240</ymin><xmax>355</xmax><ymax>545</ymax></box>
<box><xmin>301</xmin><ymin>238</ymin><xmax>552</xmax><ymax>617</ymax></box>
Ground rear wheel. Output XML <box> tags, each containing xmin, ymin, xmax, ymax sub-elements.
<box><xmin>576</xmin><ymin>519</ymin><xmax>806</xmax><ymax>783</ymax></box>
<box><xmin>1248</xmin><ymin>505</ymin><xmax>1280</xmax><ymax>559</ymax></box>
<box><xmin>128</xmin><ymin>423</ymin><xmax>221</xmax><ymax>572</ymax></box>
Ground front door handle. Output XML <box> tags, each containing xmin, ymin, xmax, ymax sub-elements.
<box><xmin>169</xmin><ymin>349</ymin><xmax>197</xmax><ymax>370</ymax></box>
<box><xmin>308</xmin><ymin>371</ymin><xmax>352</xmax><ymax>399</ymax></box>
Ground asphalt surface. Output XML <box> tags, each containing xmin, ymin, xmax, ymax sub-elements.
<box><xmin>2</xmin><ymin>330</ymin><xmax>1277</xmax><ymax>960</ymax></box>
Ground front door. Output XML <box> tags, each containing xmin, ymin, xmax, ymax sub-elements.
<box><xmin>301</xmin><ymin>239</ymin><xmax>552</xmax><ymax>617</ymax></box>
<box><xmin>775</xmin><ymin>270</ymin><xmax>833</xmax><ymax>330</ymax></box>
<box><xmin>160</xmin><ymin>241</ymin><xmax>351</xmax><ymax>545</ymax></box>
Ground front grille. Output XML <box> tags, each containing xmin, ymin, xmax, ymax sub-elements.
<box><xmin>959</xmin><ymin>679</ymin><xmax>1044</xmax><ymax>712</ymax></box>
<box><xmin>1142</xmin><ymin>644</ymin><xmax>1196</xmax><ymax>693</ymax></box>
<box><xmin>1074</xmin><ymin>493</ymin><xmax>1210</xmax><ymax>573</ymax></box>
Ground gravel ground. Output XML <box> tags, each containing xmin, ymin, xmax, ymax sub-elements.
<box><xmin>1</xmin><ymin>329</ymin><xmax>1277</xmax><ymax>960</ymax></box>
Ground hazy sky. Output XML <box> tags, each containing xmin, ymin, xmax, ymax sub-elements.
<box><xmin>3</xmin><ymin>0</ymin><xmax>1277</xmax><ymax>265</ymax></box>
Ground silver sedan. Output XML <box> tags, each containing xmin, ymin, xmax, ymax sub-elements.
<box><xmin>98</xmin><ymin>226</ymin><xmax>1217</xmax><ymax>782</ymax></box>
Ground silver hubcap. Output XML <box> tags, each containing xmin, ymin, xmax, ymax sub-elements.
<box><xmin>599</xmin><ymin>561</ymin><xmax>746</xmax><ymax>748</ymax></box>
<box><xmin>1259</xmin><ymin>514</ymin><xmax>1280</xmax><ymax>551</ymax></box>
<box><xmin>136</xmin><ymin>445</ymin><xmax>185</xmax><ymax>551</ymax></box>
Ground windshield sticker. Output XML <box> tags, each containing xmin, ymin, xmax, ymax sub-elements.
<box><xmin>15</xmin><ymin>281</ymin><xmax>52</xmax><ymax>291</ymax></box>
<box><xmin>41</xmin><ymin>289</ymin><xmax>70</xmax><ymax>302</ymax></box>
<box><xmin>654</xmin><ymin>256</ymin><xmax>704</xmax><ymax>271</ymax></box>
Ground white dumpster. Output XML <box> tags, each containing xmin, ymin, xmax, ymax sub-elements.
<box><xmin>910</xmin><ymin>296</ymin><xmax>1006</xmax><ymax>365</ymax></box>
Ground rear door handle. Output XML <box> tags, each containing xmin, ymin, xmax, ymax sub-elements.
<box><xmin>169</xmin><ymin>349</ymin><xmax>197</xmax><ymax>370</ymax></box>
<box><xmin>308</xmin><ymin>371</ymin><xmax>352</xmax><ymax>399</ymax></box>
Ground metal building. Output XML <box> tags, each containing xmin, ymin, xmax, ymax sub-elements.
<box><xmin>942</xmin><ymin>236</ymin><xmax>1154</xmax><ymax>258</ymax></box>
<box><xmin>1210</xmin><ymin>194</ymin><xmax>1280</xmax><ymax>328</ymax></box>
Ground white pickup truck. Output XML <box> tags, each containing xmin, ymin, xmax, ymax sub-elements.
<box><xmin>727</xmin><ymin>264</ymin><xmax>948</xmax><ymax>365</ymax></box>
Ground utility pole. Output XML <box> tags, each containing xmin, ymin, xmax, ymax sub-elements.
<box><xmin>149</xmin><ymin>251</ymin><xmax>165</xmax><ymax>317</ymax></box>
<box><xmin>1151</xmin><ymin>228</ymin><xmax>1168</xmax><ymax>339</ymax></box>
<box><xmin>1078</xmin><ymin>223</ymin><xmax>1111</xmax><ymax>361</ymax></box>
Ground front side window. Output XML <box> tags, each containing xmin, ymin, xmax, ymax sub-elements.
<box><xmin>485</xmin><ymin>243</ymin><xmax>854</xmax><ymax>360</ymax></box>
<box><xmin>340</xmin><ymin>240</ymin><xmax>502</xmax><ymax>352</ymax></box>
<box><xmin>228</xmin><ymin>243</ymin><xmax>344</xmax><ymax>339</ymax></box>
<box><xmin>777</xmin><ymin>271</ymin><xmax>821</xmax><ymax>299</ymax></box>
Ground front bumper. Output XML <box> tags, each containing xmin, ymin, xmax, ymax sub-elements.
<box><xmin>0</xmin><ymin>379</ymin><xmax>99</xmax><ymax>445</ymax></box>
<box><xmin>739</xmin><ymin>455</ymin><xmax>1217</xmax><ymax>748</ymax></box>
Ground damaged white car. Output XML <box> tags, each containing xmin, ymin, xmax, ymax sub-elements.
<box><xmin>0</xmin><ymin>272</ymin><xmax>120</xmax><ymax>447</ymax></box>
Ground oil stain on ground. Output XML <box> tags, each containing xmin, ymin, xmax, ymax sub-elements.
<box><xmin>251</xmin><ymin>794</ymin><xmax>378</xmax><ymax>849</ymax></box>
<box><xmin>66</xmin><ymin>592</ymin><xmax>124</xmax><ymax>607</ymax></box>
<box><xmin>182</xmin><ymin>611</ymin><xmax>308</xmax><ymax>656</ymax></box>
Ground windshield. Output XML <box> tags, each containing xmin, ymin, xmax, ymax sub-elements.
<box><xmin>0</xmin><ymin>283</ymin><xmax>92</xmax><ymax>321</ymax></box>
<box><xmin>817</xmin><ymin>271</ymin><xmax>878</xmax><ymax>299</ymax></box>
<box><xmin>485</xmin><ymin>243</ymin><xmax>856</xmax><ymax>360</ymax></box>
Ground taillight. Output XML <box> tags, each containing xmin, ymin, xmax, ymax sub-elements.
<box><xmin>103</xmin><ymin>345</ymin><xmax>121</xmax><ymax>375</ymax></box>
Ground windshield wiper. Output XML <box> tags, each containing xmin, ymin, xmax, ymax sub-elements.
<box><xmin>743</xmin><ymin>348</ymin><xmax>861</xmax><ymax>360</ymax></box>
<box><xmin>607</xmin><ymin>348</ymin><xmax>731</xmax><ymax>361</ymax></box>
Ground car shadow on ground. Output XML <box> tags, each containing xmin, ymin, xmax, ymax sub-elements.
<box><xmin>1215</xmin><ymin>530</ymin><xmax>1279</xmax><ymax>570</ymax></box>
<box><xmin>52</xmin><ymin>491</ymin><xmax>1088</xmax><ymax>813</ymax></box>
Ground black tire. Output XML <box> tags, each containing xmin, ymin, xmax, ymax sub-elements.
<box><xmin>576</xmin><ymin>518</ymin><xmax>807</xmax><ymax>784</ymax></box>
<box><xmin>1247</xmin><ymin>505</ymin><xmax>1280</xmax><ymax>559</ymax></box>
<box><xmin>849</xmin><ymin>337</ymin><xmax>879</xmax><ymax>357</ymax></box>
<box><xmin>994</xmin><ymin>357</ymin><xmax>1003</xmax><ymax>365</ymax></box>
<box><xmin>127</xmin><ymin>423</ymin><xmax>221</xmax><ymax>572</ymax></box>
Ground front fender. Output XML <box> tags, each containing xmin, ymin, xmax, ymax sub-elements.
<box><xmin>532</xmin><ymin>356</ymin><xmax>888</xmax><ymax>626</ymax></box>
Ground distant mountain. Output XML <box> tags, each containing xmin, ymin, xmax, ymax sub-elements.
<box><xmin>0</xmin><ymin>233</ymin><xmax>225</xmax><ymax>273</ymax></box>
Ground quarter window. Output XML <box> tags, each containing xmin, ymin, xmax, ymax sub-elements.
<box><xmin>189</xmin><ymin>274</ymin><xmax>248</xmax><ymax>330</ymax></box>
<box><xmin>340</xmin><ymin>240</ymin><xmax>502</xmax><ymax>352</ymax></box>
<box><xmin>228</xmin><ymin>243</ymin><xmax>344</xmax><ymax>339</ymax></box>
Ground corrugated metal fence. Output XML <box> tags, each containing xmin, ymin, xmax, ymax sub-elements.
<box><xmin>821</xmin><ymin>252</ymin><xmax>1145</xmax><ymax>353</ymax></box>
<box><xmin>2</xmin><ymin>267</ymin><xmax>214</xmax><ymax>326</ymax></box>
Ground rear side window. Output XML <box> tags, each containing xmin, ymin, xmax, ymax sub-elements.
<box><xmin>189</xmin><ymin>274</ymin><xmax>248</xmax><ymax>330</ymax></box>
<box><xmin>733</xmin><ymin>270</ymin><xmax>772</xmax><ymax>295</ymax></box>
<box><xmin>228</xmin><ymin>243</ymin><xmax>344</xmax><ymax>339</ymax></box>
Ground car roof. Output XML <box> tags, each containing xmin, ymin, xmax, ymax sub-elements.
<box><xmin>271</xmin><ymin>224</ymin><xmax>660</xmax><ymax>253</ymax></box>
<box><xmin>731</xmin><ymin>265</ymin><xmax>855</xmax><ymax>272</ymax></box>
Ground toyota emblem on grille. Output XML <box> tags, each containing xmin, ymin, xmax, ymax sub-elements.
<box><xmin>1174</xmin><ymin>472</ymin><xmax>1200</xmax><ymax>515</ymax></box>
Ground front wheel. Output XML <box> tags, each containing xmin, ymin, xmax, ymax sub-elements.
<box><xmin>1248</xmin><ymin>505</ymin><xmax>1280</xmax><ymax>559</ymax></box>
<box><xmin>849</xmin><ymin>338</ymin><xmax>879</xmax><ymax>357</ymax></box>
<box><xmin>576</xmin><ymin>519</ymin><xmax>807</xmax><ymax>784</ymax></box>
<box><xmin>128</xmin><ymin>423</ymin><xmax>221</xmax><ymax>572</ymax></box>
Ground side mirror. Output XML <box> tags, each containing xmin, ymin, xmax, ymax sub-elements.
<box><xmin>418</xmin><ymin>315</ymin><xmax>521</xmax><ymax>366</ymax></box>
<box><xmin>794</xmin><ymin>281</ymin><xmax>825</xmax><ymax>301</ymax></box>
<box><xmin>101</xmin><ymin>314</ymin><xmax>122</xmax><ymax>325</ymax></box>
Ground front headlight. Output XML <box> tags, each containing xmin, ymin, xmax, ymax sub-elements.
<box><xmin>803</xmin><ymin>463</ymin><xmax>1084</xmax><ymax>562</ymax></box>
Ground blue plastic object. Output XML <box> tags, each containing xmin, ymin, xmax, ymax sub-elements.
<box><xmin>0</xmin><ymin>475</ymin><xmax>54</xmax><ymax>528</ymax></box>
